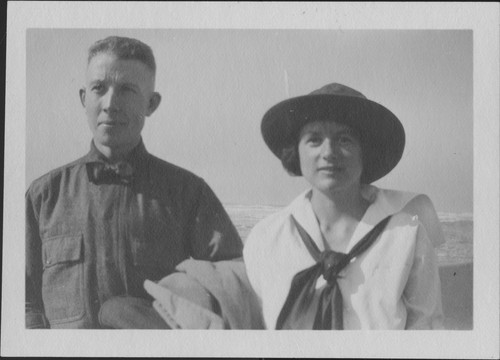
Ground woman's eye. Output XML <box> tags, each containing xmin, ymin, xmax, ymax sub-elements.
<box><xmin>339</xmin><ymin>135</ymin><xmax>353</xmax><ymax>144</ymax></box>
<box><xmin>307</xmin><ymin>137</ymin><xmax>322</xmax><ymax>145</ymax></box>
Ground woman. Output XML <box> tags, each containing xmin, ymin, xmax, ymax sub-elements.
<box><xmin>243</xmin><ymin>83</ymin><xmax>445</xmax><ymax>330</ymax></box>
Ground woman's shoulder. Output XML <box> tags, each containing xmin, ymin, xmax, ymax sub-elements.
<box><xmin>246</xmin><ymin>206</ymin><xmax>293</xmax><ymax>241</ymax></box>
<box><xmin>246</xmin><ymin>190</ymin><xmax>313</xmax><ymax>242</ymax></box>
<box><xmin>242</xmin><ymin>206</ymin><xmax>292</xmax><ymax>265</ymax></box>
<box><xmin>370</xmin><ymin>186</ymin><xmax>445</xmax><ymax>247</ymax></box>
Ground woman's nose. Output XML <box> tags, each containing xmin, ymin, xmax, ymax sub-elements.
<box><xmin>321</xmin><ymin>139</ymin><xmax>339</xmax><ymax>158</ymax></box>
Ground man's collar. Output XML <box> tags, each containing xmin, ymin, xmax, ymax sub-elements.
<box><xmin>83</xmin><ymin>139</ymin><xmax>149</xmax><ymax>167</ymax></box>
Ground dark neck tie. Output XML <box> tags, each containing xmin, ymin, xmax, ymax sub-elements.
<box><xmin>88</xmin><ymin>161</ymin><xmax>134</xmax><ymax>185</ymax></box>
<box><xmin>275</xmin><ymin>215</ymin><xmax>391</xmax><ymax>330</ymax></box>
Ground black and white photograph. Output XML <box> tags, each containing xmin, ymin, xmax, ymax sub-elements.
<box><xmin>2</xmin><ymin>2</ymin><xmax>499</xmax><ymax>358</ymax></box>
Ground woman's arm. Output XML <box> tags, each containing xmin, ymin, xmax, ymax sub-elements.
<box><xmin>402</xmin><ymin>194</ymin><xmax>446</xmax><ymax>247</ymax></box>
<box><xmin>403</xmin><ymin>224</ymin><xmax>445</xmax><ymax>329</ymax></box>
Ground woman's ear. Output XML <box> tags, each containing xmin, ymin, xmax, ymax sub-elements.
<box><xmin>146</xmin><ymin>92</ymin><xmax>162</xmax><ymax>116</ymax></box>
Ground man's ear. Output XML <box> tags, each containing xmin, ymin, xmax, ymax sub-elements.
<box><xmin>146</xmin><ymin>92</ymin><xmax>161</xmax><ymax>116</ymax></box>
<box><xmin>79</xmin><ymin>88</ymin><xmax>86</xmax><ymax>107</ymax></box>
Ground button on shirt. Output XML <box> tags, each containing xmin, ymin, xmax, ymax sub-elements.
<box><xmin>26</xmin><ymin>140</ymin><xmax>243</xmax><ymax>329</ymax></box>
<box><xmin>243</xmin><ymin>186</ymin><xmax>444</xmax><ymax>330</ymax></box>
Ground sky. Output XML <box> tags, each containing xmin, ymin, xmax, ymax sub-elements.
<box><xmin>26</xmin><ymin>29</ymin><xmax>473</xmax><ymax>213</ymax></box>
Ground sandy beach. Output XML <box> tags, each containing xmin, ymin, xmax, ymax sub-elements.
<box><xmin>439</xmin><ymin>262</ymin><xmax>473</xmax><ymax>330</ymax></box>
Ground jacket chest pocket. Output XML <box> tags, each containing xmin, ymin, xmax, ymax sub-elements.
<box><xmin>42</xmin><ymin>234</ymin><xmax>85</xmax><ymax>325</ymax></box>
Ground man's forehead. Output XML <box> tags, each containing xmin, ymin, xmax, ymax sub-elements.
<box><xmin>85</xmin><ymin>53</ymin><xmax>155</xmax><ymax>82</ymax></box>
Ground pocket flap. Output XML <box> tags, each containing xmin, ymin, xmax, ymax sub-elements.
<box><xmin>42</xmin><ymin>234</ymin><xmax>83</xmax><ymax>268</ymax></box>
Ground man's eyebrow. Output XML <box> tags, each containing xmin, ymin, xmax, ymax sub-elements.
<box><xmin>88</xmin><ymin>79</ymin><xmax>139</xmax><ymax>89</ymax></box>
<box><xmin>120</xmin><ymin>82</ymin><xmax>140</xmax><ymax>88</ymax></box>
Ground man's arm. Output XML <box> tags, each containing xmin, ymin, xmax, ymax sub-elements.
<box><xmin>187</xmin><ymin>180</ymin><xmax>243</xmax><ymax>261</ymax></box>
<box><xmin>26</xmin><ymin>189</ymin><xmax>49</xmax><ymax>328</ymax></box>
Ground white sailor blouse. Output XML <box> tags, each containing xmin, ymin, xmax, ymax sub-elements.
<box><xmin>243</xmin><ymin>185</ymin><xmax>445</xmax><ymax>330</ymax></box>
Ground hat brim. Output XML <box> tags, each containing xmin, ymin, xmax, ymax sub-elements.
<box><xmin>261</xmin><ymin>94</ymin><xmax>405</xmax><ymax>184</ymax></box>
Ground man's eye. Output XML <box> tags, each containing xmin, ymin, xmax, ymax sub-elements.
<box><xmin>91</xmin><ymin>84</ymin><xmax>105</xmax><ymax>92</ymax></box>
<box><xmin>122</xmin><ymin>86</ymin><xmax>136</xmax><ymax>93</ymax></box>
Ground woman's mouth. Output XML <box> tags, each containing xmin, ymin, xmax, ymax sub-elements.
<box><xmin>318</xmin><ymin>165</ymin><xmax>345</xmax><ymax>173</ymax></box>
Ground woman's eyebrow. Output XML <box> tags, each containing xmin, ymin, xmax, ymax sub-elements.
<box><xmin>301</xmin><ymin>128</ymin><xmax>323</xmax><ymax>137</ymax></box>
<box><xmin>337</xmin><ymin>129</ymin><xmax>354</xmax><ymax>135</ymax></box>
<box><xmin>301</xmin><ymin>125</ymin><xmax>358</xmax><ymax>137</ymax></box>
<box><xmin>335</xmin><ymin>128</ymin><xmax>359</xmax><ymax>137</ymax></box>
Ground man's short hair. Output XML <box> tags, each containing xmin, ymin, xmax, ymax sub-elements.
<box><xmin>87</xmin><ymin>36</ymin><xmax>156</xmax><ymax>74</ymax></box>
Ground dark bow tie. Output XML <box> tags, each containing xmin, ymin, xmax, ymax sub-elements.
<box><xmin>88</xmin><ymin>161</ymin><xmax>134</xmax><ymax>184</ymax></box>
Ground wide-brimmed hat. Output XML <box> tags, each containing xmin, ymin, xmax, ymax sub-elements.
<box><xmin>261</xmin><ymin>83</ymin><xmax>405</xmax><ymax>184</ymax></box>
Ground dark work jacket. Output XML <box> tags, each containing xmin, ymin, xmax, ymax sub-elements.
<box><xmin>25</xmin><ymin>140</ymin><xmax>243</xmax><ymax>329</ymax></box>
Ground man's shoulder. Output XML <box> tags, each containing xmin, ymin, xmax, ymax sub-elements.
<box><xmin>146</xmin><ymin>154</ymin><xmax>205</xmax><ymax>185</ymax></box>
<box><xmin>27</xmin><ymin>156</ymin><xmax>88</xmax><ymax>196</ymax></box>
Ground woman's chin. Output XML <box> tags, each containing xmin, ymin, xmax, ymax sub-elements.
<box><xmin>311</xmin><ymin>178</ymin><xmax>362</xmax><ymax>195</ymax></box>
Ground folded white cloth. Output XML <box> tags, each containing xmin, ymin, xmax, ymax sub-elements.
<box><xmin>145</xmin><ymin>280</ymin><xmax>225</xmax><ymax>329</ymax></box>
<box><xmin>144</xmin><ymin>258</ymin><xmax>265</xmax><ymax>329</ymax></box>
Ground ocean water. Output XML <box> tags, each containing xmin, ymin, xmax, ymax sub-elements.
<box><xmin>224</xmin><ymin>205</ymin><xmax>473</xmax><ymax>266</ymax></box>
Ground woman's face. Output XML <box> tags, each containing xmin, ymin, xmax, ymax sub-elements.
<box><xmin>298</xmin><ymin>121</ymin><xmax>363</xmax><ymax>194</ymax></box>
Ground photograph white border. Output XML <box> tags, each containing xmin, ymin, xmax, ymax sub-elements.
<box><xmin>3</xmin><ymin>2</ymin><xmax>499</xmax><ymax>358</ymax></box>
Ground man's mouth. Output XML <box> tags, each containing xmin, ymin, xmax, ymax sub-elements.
<box><xmin>99</xmin><ymin>120</ymin><xmax>123</xmax><ymax>127</ymax></box>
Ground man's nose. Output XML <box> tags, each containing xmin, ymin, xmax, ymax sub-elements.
<box><xmin>102</xmin><ymin>88</ymin><xmax>120</xmax><ymax>113</ymax></box>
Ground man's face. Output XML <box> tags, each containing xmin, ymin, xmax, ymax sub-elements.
<box><xmin>80</xmin><ymin>52</ymin><xmax>160</xmax><ymax>155</ymax></box>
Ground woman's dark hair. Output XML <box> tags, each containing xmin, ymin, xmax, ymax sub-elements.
<box><xmin>280</xmin><ymin>144</ymin><xmax>302</xmax><ymax>176</ymax></box>
<box><xmin>279</xmin><ymin>123</ymin><xmax>368</xmax><ymax>182</ymax></box>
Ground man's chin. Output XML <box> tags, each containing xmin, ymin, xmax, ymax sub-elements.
<box><xmin>93</xmin><ymin>136</ymin><xmax>140</xmax><ymax>154</ymax></box>
<box><xmin>94</xmin><ymin>136</ymin><xmax>115</xmax><ymax>148</ymax></box>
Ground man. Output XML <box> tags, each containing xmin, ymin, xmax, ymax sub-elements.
<box><xmin>25</xmin><ymin>36</ymin><xmax>243</xmax><ymax>329</ymax></box>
